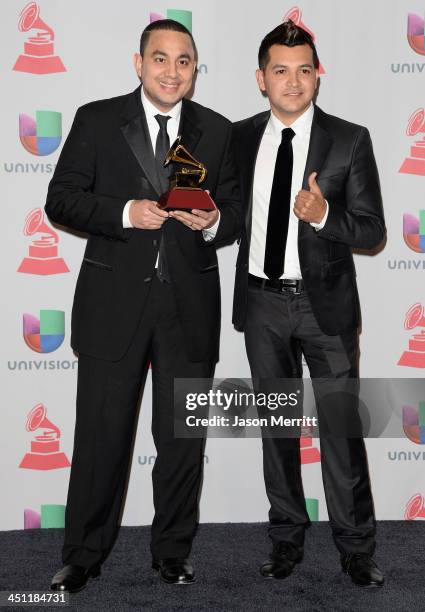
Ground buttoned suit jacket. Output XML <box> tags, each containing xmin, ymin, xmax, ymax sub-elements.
<box><xmin>232</xmin><ymin>105</ymin><xmax>385</xmax><ymax>335</ymax></box>
<box><xmin>45</xmin><ymin>86</ymin><xmax>240</xmax><ymax>362</ymax></box>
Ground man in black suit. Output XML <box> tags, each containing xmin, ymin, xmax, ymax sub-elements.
<box><xmin>232</xmin><ymin>21</ymin><xmax>385</xmax><ymax>586</ymax></box>
<box><xmin>45</xmin><ymin>19</ymin><xmax>239</xmax><ymax>590</ymax></box>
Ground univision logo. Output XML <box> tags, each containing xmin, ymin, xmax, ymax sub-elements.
<box><xmin>150</xmin><ymin>8</ymin><xmax>192</xmax><ymax>31</ymax></box>
<box><xmin>149</xmin><ymin>9</ymin><xmax>207</xmax><ymax>74</ymax></box>
<box><xmin>386</xmin><ymin>210</ymin><xmax>425</xmax><ymax>270</ymax></box>
<box><xmin>305</xmin><ymin>498</ymin><xmax>319</xmax><ymax>521</ymax></box>
<box><xmin>388</xmin><ymin>450</ymin><xmax>425</xmax><ymax>461</ymax></box>
<box><xmin>7</xmin><ymin>359</ymin><xmax>77</xmax><ymax>371</ymax></box>
<box><xmin>390</xmin><ymin>12</ymin><xmax>425</xmax><ymax>73</ymax></box>
<box><xmin>24</xmin><ymin>505</ymin><xmax>65</xmax><ymax>529</ymax></box>
<box><xmin>403</xmin><ymin>402</ymin><xmax>425</xmax><ymax>444</ymax></box>
<box><xmin>408</xmin><ymin>12</ymin><xmax>425</xmax><ymax>55</ymax></box>
<box><xmin>386</xmin><ymin>398</ymin><xmax>425</xmax><ymax>459</ymax></box>
<box><xmin>404</xmin><ymin>210</ymin><xmax>425</xmax><ymax>253</ymax></box>
<box><xmin>3</xmin><ymin>110</ymin><xmax>61</xmax><ymax>174</ymax></box>
<box><xmin>19</xmin><ymin>111</ymin><xmax>61</xmax><ymax>156</ymax></box>
<box><xmin>23</xmin><ymin>310</ymin><xmax>64</xmax><ymax>353</ymax></box>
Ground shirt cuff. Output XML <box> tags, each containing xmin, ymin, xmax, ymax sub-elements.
<box><xmin>310</xmin><ymin>200</ymin><xmax>329</xmax><ymax>231</ymax></box>
<box><xmin>123</xmin><ymin>200</ymin><xmax>134</xmax><ymax>228</ymax></box>
<box><xmin>202</xmin><ymin>210</ymin><xmax>221</xmax><ymax>241</ymax></box>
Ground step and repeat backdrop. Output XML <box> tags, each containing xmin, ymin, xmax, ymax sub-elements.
<box><xmin>1</xmin><ymin>0</ymin><xmax>424</xmax><ymax>531</ymax></box>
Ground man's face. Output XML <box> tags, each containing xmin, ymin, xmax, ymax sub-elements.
<box><xmin>134</xmin><ymin>29</ymin><xmax>196</xmax><ymax>112</ymax></box>
<box><xmin>256</xmin><ymin>43</ymin><xmax>319</xmax><ymax>124</ymax></box>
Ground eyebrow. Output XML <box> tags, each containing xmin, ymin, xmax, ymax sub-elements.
<box><xmin>151</xmin><ymin>49</ymin><xmax>193</xmax><ymax>60</ymax></box>
<box><xmin>271</xmin><ymin>63</ymin><xmax>314</xmax><ymax>69</ymax></box>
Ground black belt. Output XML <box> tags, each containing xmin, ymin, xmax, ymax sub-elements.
<box><xmin>248</xmin><ymin>273</ymin><xmax>304</xmax><ymax>294</ymax></box>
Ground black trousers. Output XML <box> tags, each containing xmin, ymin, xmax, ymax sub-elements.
<box><xmin>62</xmin><ymin>276</ymin><xmax>214</xmax><ymax>570</ymax></box>
<box><xmin>244</xmin><ymin>282</ymin><xmax>376</xmax><ymax>558</ymax></box>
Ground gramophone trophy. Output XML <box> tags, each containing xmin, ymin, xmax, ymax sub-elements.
<box><xmin>158</xmin><ymin>136</ymin><xmax>215</xmax><ymax>211</ymax></box>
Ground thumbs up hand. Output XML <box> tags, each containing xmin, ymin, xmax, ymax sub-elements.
<box><xmin>294</xmin><ymin>171</ymin><xmax>327</xmax><ymax>224</ymax></box>
<box><xmin>308</xmin><ymin>172</ymin><xmax>322</xmax><ymax>194</ymax></box>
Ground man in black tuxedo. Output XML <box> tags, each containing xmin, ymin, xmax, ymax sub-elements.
<box><xmin>232</xmin><ymin>21</ymin><xmax>385</xmax><ymax>586</ymax></box>
<box><xmin>46</xmin><ymin>19</ymin><xmax>239</xmax><ymax>590</ymax></box>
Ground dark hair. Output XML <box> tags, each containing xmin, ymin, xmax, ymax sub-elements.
<box><xmin>258</xmin><ymin>20</ymin><xmax>319</xmax><ymax>70</ymax></box>
<box><xmin>140</xmin><ymin>19</ymin><xmax>197</xmax><ymax>61</ymax></box>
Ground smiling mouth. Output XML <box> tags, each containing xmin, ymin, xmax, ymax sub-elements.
<box><xmin>285</xmin><ymin>92</ymin><xmax>303</xmax><ymax>96</ymax></box>
<box><xmin>159</xmin><ymin>81</ymin><xmax>180</xmax><ymax>90</ymax></box>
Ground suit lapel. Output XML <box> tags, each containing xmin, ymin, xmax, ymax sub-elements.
<box><xmin>120</xmin><ymin>86</ymin><xmax>162</xmax><ymax>197</ymax></box>
<box><xmin>299</xmin><ymin>105</ymin><xmax>332</xmax><ymax>239</ymax></box>
<box><xmin>243</xmin><ymin>111</ymin><xmax>269</xmax><ymax>240</ymax></box>
<box><xmin>302</xmin><ymin>106</ymin><xmax>332</xmax><ymax>189</ymax></box>
<box><xmin>178</xmin><ymin>99</ymin><xmax>202</xmax><ymax>157</ymax></box>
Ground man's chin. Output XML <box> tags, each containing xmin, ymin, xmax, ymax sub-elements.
<box><xmin>281</xmin><ymin>102</ymin><xmax>310</xmax><ymax>116</ymax></box>
<box><xmin>155</xmin><ymin>92</ymin><xmax>184</xmax><ymax>109</ymax></box>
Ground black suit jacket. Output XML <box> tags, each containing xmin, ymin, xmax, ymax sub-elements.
<box><xmin>232</xmin><ymin>105</ymin><xmax>385</xmax><ymax>335</ymax></box>
<box><xmin>45</xmin><ymin>86</ymin><xmax>240</xmax><ymax>362</ymax></box>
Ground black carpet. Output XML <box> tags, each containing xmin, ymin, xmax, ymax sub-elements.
<box><xmin>0</xmin><ymin>522</ymin><xmax>424</xmax><ymax>611</ymax></box>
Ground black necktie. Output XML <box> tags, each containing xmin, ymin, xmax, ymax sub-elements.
<box><xmin>154</xmin><ymin>114</ymin><xmax>171</xmax><ymax>193</ymax></box>
<box><xmin>263</xmin><ymin>127</ymin><xmax>295</xmax><ymax>280</ymax></box>
<box><xmin>154</xmin><ymin>115</ymin><xmax>171</xmax><ymax>282</ymax></box>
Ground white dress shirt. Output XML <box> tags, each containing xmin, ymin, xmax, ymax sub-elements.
<box><xmin>249</xmin><ymin>103</ymin><xmax>328</xmax><ymax>280</ymax></box>
<box><xmin>123</xmin><ymin>87</ymin><xmax>219</xmax><ymax>242</ymax></box>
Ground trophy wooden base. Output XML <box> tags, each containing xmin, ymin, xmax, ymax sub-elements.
<box><xmin>159</xmin><ymin>187</ymin><xmax>215</xmax><ymax>211</ymax></box>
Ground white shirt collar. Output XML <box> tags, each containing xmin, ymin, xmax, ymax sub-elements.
<box><xmin>141</xmin><ymin>86</ymin><xmax>182</xmax><ymax>123</ymax></box>
<box><xmin>269</xmin><ymin>102</ymin><xmax>314</xmax><ymax>139</ymax></box>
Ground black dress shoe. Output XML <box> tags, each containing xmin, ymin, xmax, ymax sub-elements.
<box><xmin>152</xmin><ymin>558</ymin><xmax>195</xmax><ymax>584</ymax></box>
<box><xmin>50</xmin><ymin>564</ymin><xmax>101</xmax><ymax>593</ymax></box>
<box><xmin>260</xmin><ymin>542</ymin><xmax>303</xmax><ymax>579</ymax></box>
<box><xmin>342</xmin><ymin>553</ymin><xmax>385</xmax><ymax>587</ymax></box>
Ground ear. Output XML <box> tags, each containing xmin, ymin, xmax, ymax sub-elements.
<box><xmin>133</xmin><ymin>53</ymin><xmax>142</xmax><ymax>79</ymax></box>
<box><xmin>256</xmin><ymin>68</ymin><xmax>266</xmax><ymax>93</ymax></box>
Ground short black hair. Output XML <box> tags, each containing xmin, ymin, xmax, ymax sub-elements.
<box><xmin>140</xmin><ymin>19</ymin><xmax>197</xmax><ymax>61</ymax></box>
<box><xmin>258</xmin><ymin>19</ymin><xmax>319</xmax><ymax>70</ymax></box>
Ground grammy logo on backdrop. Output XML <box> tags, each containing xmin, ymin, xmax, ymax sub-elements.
<box><xmin>398</xmin><ymin>303</ymin><xmax>425</xmax><ymax>368</ymax></box>
<box><xmin>403</xmin><ymin>403</ymin><xmax>425</xmax><ymax>444</ymax></box>
<box><xmin>405</xmin><ymin>493</ymin><xmax>425</xmax><ymax>520</ymax></box>
<box><xmin>300</xmin><ymin>424</ymin><xmax>321</xmax><ymax>464</ymax></box>
<box><xmin>399</xmin><ymin>108</ymin><xmax>425</xmax><ymax>176</ymax></box>
<box><xmin>17</xmin><ymin>208</ymin><xmax>69</xmax><ymax>275</ymax></box>
<box><xmin>13</xmin><ymin>2</ymin><xmax>66</xmax><ymax>74</ymax></box>
<box><xmin>282</xmin><ymin>7</ymin><xmax>325</xmax><ymax>74</ymax></box>
<box><xmin>19</xmin><ymin>403</ymin><xmax>70</xmax><ymax>470</ymax></box>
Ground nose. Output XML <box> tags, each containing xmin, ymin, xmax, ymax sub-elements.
<box><xmin>165</xmin><ymin>60</ymin><xmax>178</xmax><ymax>78</ymax></box>
<box><xmin>287</xmin><ymin>71</ymin><xmax>300</xmax><ymax>88</ymax></box>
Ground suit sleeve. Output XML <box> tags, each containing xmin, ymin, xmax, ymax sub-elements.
<box><xmin>317</xmin><ymin>127</ymin><xmax>386</xmax><ymax>249</ymax></box>
<box><xmin>205</xmin><ymin>123</ymin><xmax>241</xmax><ymax>248</ymax></box>
<box><xmin>45</xmin><ymin>106</ymin><xmax>129</xmax><ymax>241</ymax></box>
